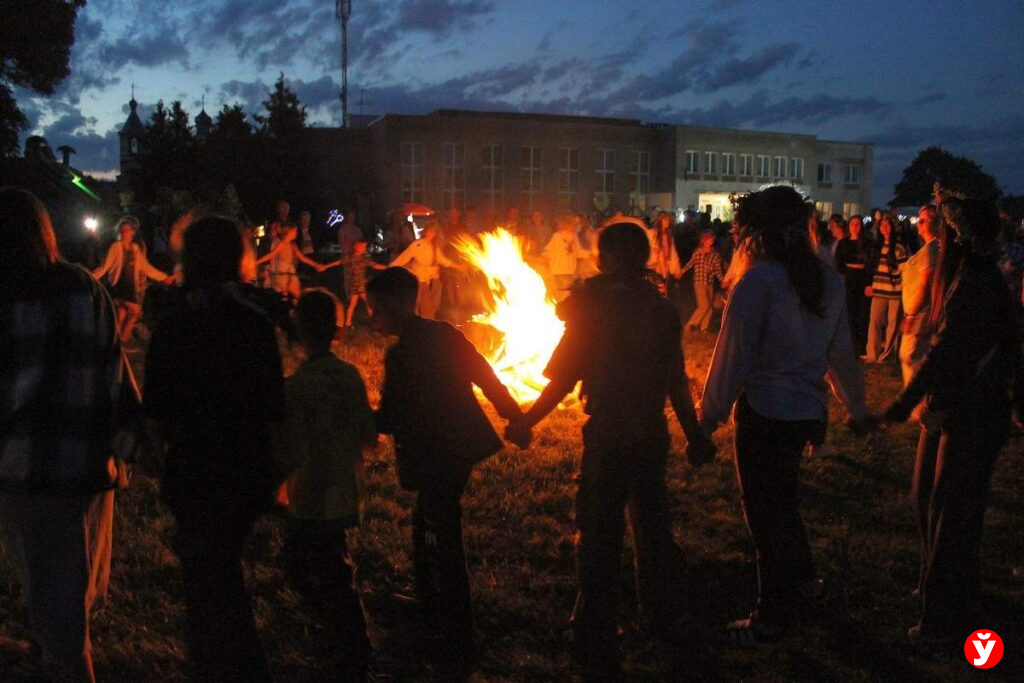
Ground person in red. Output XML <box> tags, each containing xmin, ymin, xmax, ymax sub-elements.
<box><xmin>507</xmin><ymin>222</ymin><xmax>715</xmax><ymax>680</ymax></box>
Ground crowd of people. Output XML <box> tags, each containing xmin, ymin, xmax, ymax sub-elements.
<box><xmin>1</xmin><ymin>184</ymin><xmax>1021</xmax><ymax>682</ymax></box>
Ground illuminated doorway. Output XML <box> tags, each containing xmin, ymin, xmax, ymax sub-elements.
<box><xmin>697</xmin><ymin>193</ymin><xmax>733</xmax><ymax>221</ymax></box>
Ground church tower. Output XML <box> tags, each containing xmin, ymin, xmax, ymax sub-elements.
<box><xmin>195</xmin><ymin>95</ymin><xmax>212</xmax><ymax>142</ymax></box>
<box><xmin>118</xmin><ymin>88</ymin><xmax>145</xmax><ymax>189</ymax></box>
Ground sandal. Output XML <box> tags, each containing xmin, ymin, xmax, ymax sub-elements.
<box><xmin>724</xmin><ymin>617</ymin><xmax>782</xmax><ymax>649</ymax></box>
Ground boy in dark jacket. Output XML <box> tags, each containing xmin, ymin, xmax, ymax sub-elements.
<box><xmin>507</xmin><ymin>222</ymin><xmax>715</xmax><ymax>680</ymax></box>
<box><xmin>367</xmin><ymin>267</ymin><xmax>525</xmax><ymax>661</ymax></box>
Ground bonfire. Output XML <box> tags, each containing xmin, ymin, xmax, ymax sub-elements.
<box><xmin>453</xmin><ymin>228</ymin><xmax>566</xmax><ymax>403</ymax></box>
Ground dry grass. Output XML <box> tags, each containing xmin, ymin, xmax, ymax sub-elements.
<box><xmin>1</xmin><ymin>327</ymin><xmax>1022</xmax><ymax>682</ymax></box>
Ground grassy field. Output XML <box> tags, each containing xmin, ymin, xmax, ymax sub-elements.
<box><xmin>1</xmin><ymin>326</ymin><xmax>1022</xmax><ymax>682</ymax></box>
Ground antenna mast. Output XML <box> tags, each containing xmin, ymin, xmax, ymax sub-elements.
<box><xmin>336</xmin><ymin>0</ymin><xmax>352</xmax><ymax>128</ymax></box>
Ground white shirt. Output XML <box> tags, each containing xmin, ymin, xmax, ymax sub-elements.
<box><xmin>700</xmin><ymin>261</ymin><xmax>866</xmax><ymax>425</ymax></box>
<box><xmin>390</xmin><ymin>238</ymin><xmax>456</xmax><ymax>283</ymax></box>
<box><xmin>543</xmin><ymin>230</ymin><xmax>584</xmax><ymax>276</ymax></box>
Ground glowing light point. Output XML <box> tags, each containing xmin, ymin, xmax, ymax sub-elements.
<box><xmin>84</xmin><ymin>217</ymin><xmax>99</xmax><ymax>232</ymax></box>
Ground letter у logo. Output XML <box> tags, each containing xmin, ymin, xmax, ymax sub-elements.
<box><xmin>964</xmin><ymin>630</ymin><xmax>1003</xmax><ymax>669</ymax></box>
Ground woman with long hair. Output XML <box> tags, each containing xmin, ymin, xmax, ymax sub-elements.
<box><xmin>834</xmin><ymin>215</ymin><xmax>870</xmax><ymax>353</ymax></box>
<box><xmin>883</xmin><ymin>198</ymin><xmax>1019</xmax><ymax>640</ymax></box>
<box><xmin>93</xmin><ymin>217</ymin><xmax>169</xmax><ymax>342</ymax></box>
<box><xmin>863</xmin><ymin>213</ymin><xmax>907</xmax><ymax>362</ymax></box>
<box><xmin>699</xmin><ymin>186</ymin><xmax>867</xmax><ymax>646</ymax></box>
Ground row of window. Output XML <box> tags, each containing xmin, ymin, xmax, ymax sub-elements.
<box><xmin>401</xmin><ymin>142</ymin><xmax>651</xmax><ymax>211</ymax></box>
<box><xmin>683</xmin><ymin>151</ymin><xmax>862</xmax><ymax>187</ymax></box>
<box><xmin>816</xmin><ymin>162</ymin><xmax>861</xmax><ymax>185</ymax></box>
<box><xmin>686</xmin><ymin>151</ymin><xmax>806</xmax><ymax>180</ymax></box>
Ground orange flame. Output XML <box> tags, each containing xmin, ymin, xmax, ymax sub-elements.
<box><xmin>454</xmin><ymin>228</ymin><xmax>565</xmax><ymax>403</ymax></box>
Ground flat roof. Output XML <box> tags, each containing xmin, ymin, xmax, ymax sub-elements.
<box><xmin>368</xmin><ymin>108</ymin><xmax>871</xmax><ymax>146</ymax></box>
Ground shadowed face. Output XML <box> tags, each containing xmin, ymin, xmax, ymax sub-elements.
<box><xmin>849</xmin><ymin>217</ymin><xmax>862</xmax><ymax>239</ymax></box>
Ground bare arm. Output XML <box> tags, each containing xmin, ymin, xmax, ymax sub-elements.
<box><xmin>256</xmin><ymin>240</ymin><xmax>287</xmax><ymax>265</ymax></box>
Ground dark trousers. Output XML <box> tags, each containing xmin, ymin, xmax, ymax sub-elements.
<box><xmin>412</xmin><ymin>466</ymin><xmax>474</xmax><ymax>641</ymax></box>
<box><xmin>910</xmin><ymin>414</ymin><xmax>1005</xmax><ymax>633</ymax></box>
<box><xmin>172</xmin><ymin>499</ymin><xmax>271</xmax><ymax>683</ymax></box>
<box><xmin>733</xmin><ymin>396</ymin><xmax>820</xmax><ymax>627</ymax></box>
<box><xmin>283</xmin><ymin>519</ymin><xmax>371</xmax><ymax>666</ymax></box>
<box><xmin>572</xmin><ymin>417</ymin><xmax>685</xmax><ymax>656</ymax></box>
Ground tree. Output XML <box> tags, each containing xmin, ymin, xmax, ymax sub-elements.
<box><xmin>252</xmin><ymin>74</ymin><xmax>315</xmax><ymax>217</ymax></box>
<box><xmin>256</xmin><ymin>73</ymin><xmax>307</xmax><ymax>139</ymax></box>
<box><xmin>0</xmin><ymin>0</ymin><xmax>86</xmax><ymax>155</ymax></box>
<box><xmin>891</xmin><ymin>146</ymin><xmax>1002</xmax><ymax>206</ymax></box>
<box><xmin>135</xmin><ymin>100</ymin><xmax>196</xmax><ymax>209</ymax></box>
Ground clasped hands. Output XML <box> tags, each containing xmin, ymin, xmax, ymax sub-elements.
<box><xmin>504</xmin><ymin>414</ymin><xmax>533</xmax><ymax>450</ymax></box>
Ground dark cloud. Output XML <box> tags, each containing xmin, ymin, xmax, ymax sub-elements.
<box><xmin>694</xmin><ymin>42</ymin><xmax>800</xmax><ymax>92</ymax></box>
<box><xmin>908</xmin><ymin>92</ymin><xmax>946</xmax><ymax>106</ymax></box>
<box><xmin>219</xmin><ymin>79</ymin><xmax>270</xmax><ymax>112</ymax></box>
<box><xmin>292</xmin><ymin>76</ymin><xmax>341</xmax><ymax>110</ymax></box>
<box><xmin>44</xmin><ymin>111</ymin><xmax>98</xmax><ymax>141</ymax></box>
<box><xmin>395</xmin><ymin>0</ymin><xmax>496</xmax><ymax>37</ymax></box>
<box><xmin>607</xmin><ymin>20</ymin><xmax>803</xmax><ymax>102</ymax></box>
<box><xmin>194</xmin><ymin>0</ymin><xmax>333</xmax><ymax>71</ymax></box>
<box><xmin>865</xmin><ymin>116</ymin><xmax>1024</xmax><ymax>152</ymax></box>
<box><xmin>666</xmin><ymin>91</ymin><xmax>892</xmax><ymax>128</ymax></box>
<box><xmin>537</xmin><ymin>20</ymin><xmax>571</xmax><ymax>52</ymax></box>
<box><xmin>98</xmin><ymin>32</ymin><xmax>189</xmax><ymax>70</ymax></box>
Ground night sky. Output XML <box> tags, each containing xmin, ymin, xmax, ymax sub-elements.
<box><xmin>16</xmin><ymin>0</ymin><xmax>1024</xmax><ymax>205</ymax></box>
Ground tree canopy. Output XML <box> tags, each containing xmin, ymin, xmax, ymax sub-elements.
<box><xmin>891</xmin><ymin>146</ymin><xmax>1002</xmax><ymax>206</ymax></box>
<box><xmin>0</xmin><ymin>0</ymin><xmax>86</xmax><ymax>155</ymax></box>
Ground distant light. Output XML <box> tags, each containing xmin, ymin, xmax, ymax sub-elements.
<box><xmin>326</xmin><ymin>209</ymin><xmax>345</xmax><ymax>227</ymax></box>
<box><xmin>256</xmin><ymin>224</ymin><xmax>266</xmax><ymax>238</ymax></box>
<box><xmin>84</xmin><ymin>217</ymin><xmax>99</xmax><ymax>232</ymax></box>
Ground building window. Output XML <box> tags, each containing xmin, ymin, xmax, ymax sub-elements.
<box><xmin>757</xmin><ymin>154</ymin><xmax>771</xmax><ymax>178</ymax></box>
<box><xmin>844</xmin><ymin>164</ymin><xmax>860</xmax><ymax>185</ymax></box>
<box><xmin>481</xmin><ymin>144</ymin><xmax>504</xmax><ymax>212</ymax></box>
<box><xmin>722</xmin><ymin>153</ymin><xmax>736</xmax><ymax>176</ymax></box>
<box><xmin>789</xmin><ymin>157</ymin><xmax>804</xmax><ymax>180</ymax></box>
<box><xmin>130</xmin><ymin>138</ymin><xmax>139</xmax><ymax>155</ymax></box>
<box><xmin>441</xmin><ymin>143</ymin><xmax>465</xmax><ymax>211</ymax></box>
<box><xmin>685</xmin><ymin>150</ymin><xmax>700</xmax><ymax>176</ymax></box>
<box><xmin>739</xmin><ymin>153</ymin><xmax>753</xmax><ymax>177</ymax></box>
<box><xmin>520</xmin><ymin>145</ymin><xmax>543</xmax><ymax>211</ymax></box>
<box><xmin>558</xmin><ymin>147</ymin><xmax>579</xmax><ymax>211</ymax></box>
<box><xmin>704</xmin><ymin>151</ymin><xmax>718</xmax><ymax>175</ymax></box>
<box><xmin>843</xmin><ymin>202</ymin><xmax>860</xmax><ymax>218</ymax></box>
<box><xmin>595</xmin><ymin>148</ymin><xmax>615</xmax><ymax>210</ymax></box>
<box><xmin>400</xmin><ymin>141</ymin><xmax>424</xmax><ymax>203</ymax></box>
<box><xmin>815</xmin><ymin>200</ymin><xmax>834</xmax><ymax>217</ymax></box>
<box><xmin>774</xmin><ymin>156</ymin><xmax>787</xmax><ymax>178</ymax></box>
<box><xmin>630</xmin><ymin>150</ymin><xmax>650</xmax><ymax>196</ymax></box>
<box><xmin>817</xmin><ymin>163</ymin><xmax>833</xmax><ymax>183</ymax></box>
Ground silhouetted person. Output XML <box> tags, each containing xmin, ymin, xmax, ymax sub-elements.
<box><xmin>0</xmin><ymin>188</ymin><xmax>121</xmax><ymax>682</ymax></box>
<box><xmin>368</xmin><ymin>267</ymin><xmax>524</xmax><ymax>666</ymax></box>
<box><xmin>143</xmin><ymin>216</ymin><xmax>284</xmax><ymax>682</ymax></box>
<box><xmin>273</xmin><ymin>289</ymin><xmax>375</xmax><ymax>679</ymax></box>
<box><xmin>883</xmin><ymin>198</ymin><xmax>1020</xmax><ymax>640</ymax></box>
<box><xmin>507</xmin><ymin>223</ymin><xmax>715</xmax><ymax>680</ymax></box>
